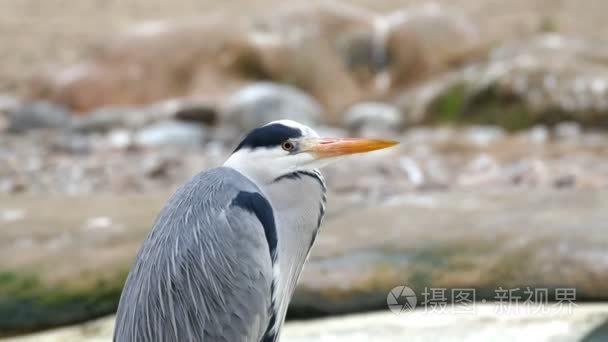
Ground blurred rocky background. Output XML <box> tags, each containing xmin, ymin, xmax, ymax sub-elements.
<box><xmin>1</xmin><ymin>0</ymin><xmax>608</xmax><ymax>341</ymax></box>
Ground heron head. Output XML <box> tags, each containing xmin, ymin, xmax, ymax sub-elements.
<box><xmin>224</xmin><ymin>120</ymin><xmax>398</xmax><ymax>183</ymax></box>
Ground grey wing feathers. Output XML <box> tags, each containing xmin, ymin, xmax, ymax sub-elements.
<box><xmin>114</xmin><ymin>167</ymin><xmax>274</xmax><ymax>342</ymax></box>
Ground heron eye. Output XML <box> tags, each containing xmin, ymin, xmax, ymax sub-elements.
<box><xmin>281</xmin><ymin>141</ymin><xmax>295</xmax><ymax>151</ymax></box>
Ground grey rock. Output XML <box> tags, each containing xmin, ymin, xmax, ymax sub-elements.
<box><xmin>483</xmin><ymin>35</ymin><xmax>608</xmax><ymax>119</ymax></box>
<box><xmin>221</xmin><ymin>82</ymin><xmax>322</xmax><ymax>133</ymax></box>
<box><xmin>398</xmin><ymin>34</ymin><xmax>608</xmax><ymax>128</ymax></box>
<box><xmin>3</xmin><ymin>125</ymin><xmax>608</xmax><ymax>196</ymax></box>
<box><xmin>71</xmin><ymin>108</ymin><xmax>128</xmax><ymax>133</ymax></box>
<box><xmin>295</xmin><ymin>190</ymin><xmax>608</xmax><ymax>315</ymax></box>
<box><xmin>395</xmin><ymin>71</ymin><xmax>464</xmax><ymax>125</ymax></box>
<box><xmin>0</xmin><ymin>94</ymin><xmax>20</xmax><ymax>114</ymax></box>
<box><xmin>527</xmin><ymin>125</ymin><xmax>549</xmax><ymax>144</ymax></box>
<box><xmin>554</xmin><ymin>122</ymin><xmax>582</xmax><ymax>140</ymax></box>
<box><xmin>381</xmin><ymin>4</ymin><xmax>481</xmax><ymax>92</ymax></box>
<box><xmin>209</xmin><ymin>124</ymin><xmax>241</xmax><ymax>146</ymax></box>
<box><xmin>144</xmin><ymin>99</ymin><xmax>217</xmax><ymax>127</ymax></box>
<box><xmin>72</xmin><ymin>103</ymin><xmax>177</xmax><ymax>133</ymax></box>
<box><xmin>72</xmin><ymin>99</ymin><xmax>213</xmax><ymax>134</ymax></box>
<box><xmin>343</xmin><ymin>102</ymin><xmax>403</xmax><ymax>136</ymax></box>
<box><xmin>172</xmin><ymin>101</ymin><xmax>217</xmax><ymax>125</ymax></box>
<box><xmin>51</xmin><ymin>134</ymin><xmax>92</xmax><ymax>155</ymax></box>
<box><xmin>134</xmin><ymin>121</ymin><xmax>206</xmax><ymax>147</ymax></box>
<box><xmin>0</xmin><ymin>95</ymin><xmax>21</xmax><ymax>131</ymax></box>
<box><xmin>106</xmin><ymin>129</ymin><xmax>132</xmax><ymax>149</ymax></box>
<box><xmin>0</xmin><ymin>115</ymin><xmax>7</xmax><ymax>133</ymax></box>
<box><xmin>7</xmin><ymin>101</ymin><xmax>72</xmax><ymax>133</ymax></box>
<box><xmin>464</xmin><ymin>126</ymin><xmax>505</xmax><ymax>146</ymax></box>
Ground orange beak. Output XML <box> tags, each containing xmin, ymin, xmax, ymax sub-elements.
<box><xmin>308</xmin><ymin>138</ymin><xmax>399</xmax><ymax>159</ymax></box>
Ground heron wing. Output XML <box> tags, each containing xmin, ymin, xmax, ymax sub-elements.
<box><xmin>114</xmin><ymin>167</ymin><xmax>276</xmax><ymax>342</ymax></box>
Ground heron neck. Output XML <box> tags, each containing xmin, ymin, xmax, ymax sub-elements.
<box><xmin>259</xmin><ymin>170</ymin><xmax>327</xmax><ymax>333</ymax></box>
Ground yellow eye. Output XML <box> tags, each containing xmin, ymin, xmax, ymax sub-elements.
<box><xmin>281</xmin><ymin>141</ymin><xmax>295</xmax><ymax>151</ymax></box>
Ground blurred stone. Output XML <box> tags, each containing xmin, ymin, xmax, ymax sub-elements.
<box><xmin>243</xmin><ymin>2</ymin><xmax>481</xmax><ymax>119</ymax></box>
<box><xmin>221</xmin><ymin>82</ymin><xmax>322</xmax><ymax>132</ymax></box>
<box><xmin>106</xmin><ymin>129</ymin><xmax>132</xmax><ymax>149</ymax></box>
<box><xmin>343</xmin><ymin>102</ymin><xmax>403</xmax><ymax>136</ymax></box>
<box><xmin>248</xmin><ymin>2</ymin><xmax>375</xmax><ymax>119</ymax></box>
<box><xmin>555</xmin><ymin>122</ymin><xmax>582</xmax><ymax>140</ymax></box>
<box><xmin>0</xmin><ymin>115</ymin><xmax>7</xmax><ymax>133</ymax></box>
<box><xmin>134</xmin><ymin>121</ymin><xmax>207</xmax><ymax>147</ymax></box>
<box><xmin>464</xmin><ymin>126</ymin><xmax>505</xmax><ymax>146</ymax></box>
<box><xmin>210</xmin><ymin>124</ymin><xmax>242</xmax><ymax>146</ymax></box>
<box><xmin>2</xmin><ymin>125</ymin><xmax>608</xmax><ymax>196</ymax></box>
<box><xmin>398</xmin><ymin>157</ymin><xmax>425</xmax><ymax>187</ymax></box>
<box><xmin>383</xmin><ymin>4</ymin><xmax>482</xmax><ymax>89</ymax></box>
<box><xmin>457</xmin><ymin>154</ymin><xmax>500</xmax><ymax>186</ymax></box>
<box><xmin>51</xmin><ymin>134</ymin><xmax>92</xmax><ymax>155</ymax></box>
<box><xmin>7</xmin><ymin>101</ymin><xmax>72</xmax><ymax>133</ymax></box>
<box><xmin>553</xmin><ymin>174</ymin><xmax>577</xmax><ymax>188</ymax></box>
<box><xmin>0</xmin><ymin>94</ymin><xmax>20</xmax><ymax>114</ymax></box>
<box><xmin>70</xmin><ymin>108</ymin><xmax>129</xmax><ymax>133</ymax></box>
<box><xmin>27</xmin><ymin>17</ymin><xmax>250</xmax><ymax>113</ymax></box>
<box><xmin>527</xmin><ymin>125</ymin><xmax>549</xmax><ymax>144</ymax></box>
<box><xmin>141</xmin><ymin>155</ymin><xmax>179</xmax><ymax>179</ymax></box>
<box><xmin>172</xmin><ymin>101</ymin><xmax>217</xmax><ymax>125</ymax></box>
<box><xmin>0</xmin><ymin>209</ymin><xmax>26</xmax><ymax>223</ymax></box>
<box><xmin>0</xmin><ymin>95</ymin><xmax>21</xmax><ymax>131</ymax></box>
<box><xmin>295</xmin><ymin>190</ymin><xmax>608</xmax><ymax>316</ymax></box>
<box><xmin>1</xmin><ymin>190</ymin><xmax>607</xmax><ymax>332</ymax></box>
<box><xmin>416</xmin><ymin>34</ymin><xmax>608</xmax><ymax>129</ymax></box>
<box><xmin>0</xmin><ymin>179</ymin><xmax>26</xmax><ymax>194</ymax></box>
<box><xmin>25</xmin><ymin>3</ymin><xmax>482</xmax><ymax>123</ymax></box>
<box><xmin>395</xmin><ymin>69</ymin><xmax>473</xmax><ymax>126</ymax></box>
<box><xmin>71</xmin><ymin>99</ymin><xmax>200</xmax><ymax>133</ymax></box>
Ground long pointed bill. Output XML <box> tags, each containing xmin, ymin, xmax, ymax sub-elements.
<box><xmin>308</xmin><ymin>138</ymin><xmax>399</xmax><ymax>159</ymax></box>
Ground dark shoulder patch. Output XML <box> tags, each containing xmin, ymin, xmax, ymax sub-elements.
<box><xmin>233</xmin><ymin>123</ymin><xmax>302</xmax><ymax>152</ymax></box>
<box><xmin>261</xmin><ymin>331</ymin><xmax>277</xmax><ymax>342</ymax></box>
<box><xmin>261</xmin><ymin>308</ymin><xmax>278</xmax><ymax>342</ymax></box>
<box><xmin>231</xmin><ymin>191</ymin><xmax>277</xmax><ymax>261</ymax></box>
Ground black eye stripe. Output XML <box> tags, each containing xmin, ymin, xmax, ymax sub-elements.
<box><xmin>233</xmin><ymin>124</ymin><xmax>303</xmax><ymax>152</ymax></box>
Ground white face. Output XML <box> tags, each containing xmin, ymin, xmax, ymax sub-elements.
<box><xmin>224</xmin><ymin>119</ymin><xmax>398</xmax><ymax>184</ymax></box>
<box><xmin>224</xmin><ymin>120</ymin><xmax>327</xmax><ymax>184</ymax></box>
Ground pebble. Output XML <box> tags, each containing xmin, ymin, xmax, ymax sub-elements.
<box><xmin>343</xmin><ymin>102</ymin><xmax>403</xmax><ymax>136</ymax></box>
<box><xmin>222</xmin><ymin>82</ymin><xmax>322</xmax><ymax>133</ymax></box>
<box><xmin>134</xmin><ymin>121</ymin><xmax>207</xmax><ymax>147</ymax></box>
<box><xmin>7</xmin><ymin>101</ymin><xmax>72</xmax><ymax>133</ymax></box>
<box><xmin>1</xmin><ymin>126</ymin><xmax>608</xmax><ymax>195</ymax></box>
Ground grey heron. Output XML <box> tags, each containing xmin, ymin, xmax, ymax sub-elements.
<box><xmin>114</xmin><ymin>120</ymin><xmax>397</xmax><ymax>342</ymax></box>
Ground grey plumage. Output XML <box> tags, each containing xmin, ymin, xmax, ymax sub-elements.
<box><xmin>113</xmin><ymin>120</ymin><xmax>396</xmax><ymax>342</ymax></box>
<box><xmin>114</xmin><ymin>168</ymin><xmax>276</xmax><ymax>342</ymax></box>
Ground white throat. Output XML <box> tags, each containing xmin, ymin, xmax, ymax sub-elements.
<box><xmin>225</xmin><ymin>154</ymin><xmax>327</xmax><ymax>336</ymax></box>
<box><xmin>262</xmin><ymin>170</ymin><xmax>327</xmax><ymax>334</ymax></box>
